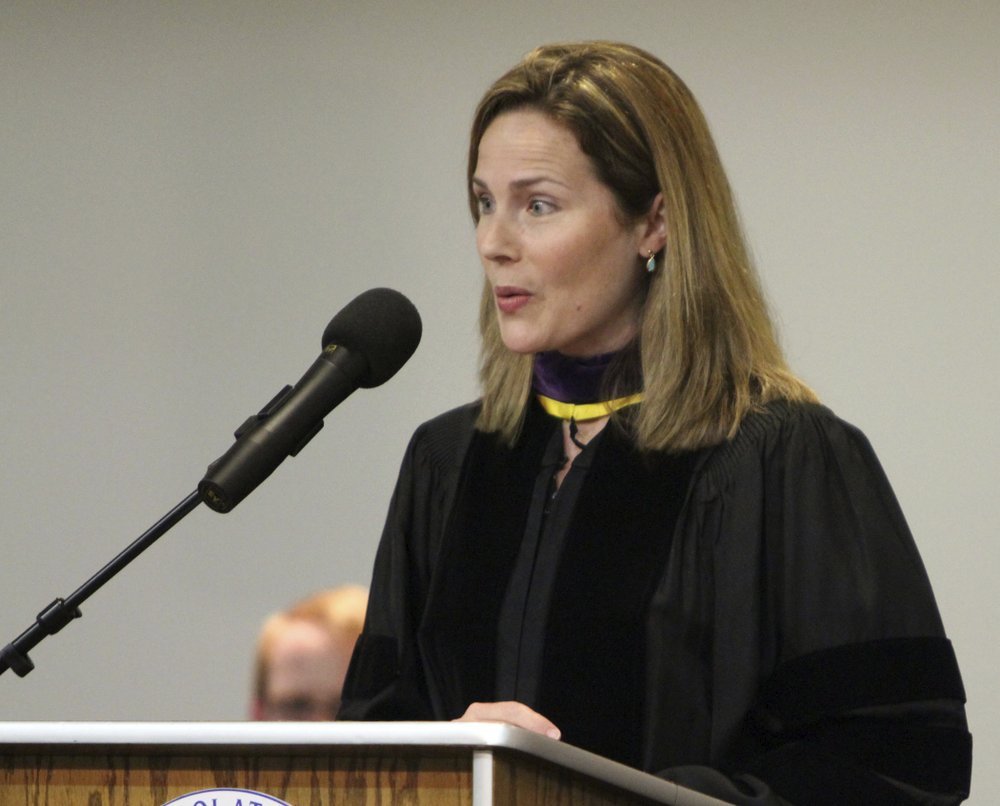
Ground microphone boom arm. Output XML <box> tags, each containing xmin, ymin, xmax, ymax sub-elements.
<box><xmin>0</xmin><ymin>491</ymin><xmax>202</xmax><ymax>677</ymax></box>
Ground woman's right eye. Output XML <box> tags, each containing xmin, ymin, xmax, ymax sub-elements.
<box><xmin>476</xmin><ymin>194</ymin><xmax>495</xmax><ymax>214</ymax></box>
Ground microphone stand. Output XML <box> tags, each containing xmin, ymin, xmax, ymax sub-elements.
<box><xmin>0</xmin><ymin>491</ymin><xmax>202</xmax><ymax>677</ymax></box>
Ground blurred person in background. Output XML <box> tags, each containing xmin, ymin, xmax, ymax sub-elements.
<box><xmin>252</xmin><ymin>585</ymin><xmax>367</xmax><ymax>721</ymax></box>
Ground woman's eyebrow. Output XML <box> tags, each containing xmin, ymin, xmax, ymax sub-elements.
<box><xmin>471</xmin><ymin>175</ymin><xmax>569</xmax><ymax>190</ymax></box>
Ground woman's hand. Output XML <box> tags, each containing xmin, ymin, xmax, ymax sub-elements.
<box><xmin>452</xmin><ymin>701</ymin><xmax>561</xmax><ymax>740</ymax></box>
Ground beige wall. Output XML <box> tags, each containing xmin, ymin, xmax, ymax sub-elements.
<box><xmin>1</xmin><ymin>2</ymin><xmax>996</xmax><ymax>800</ymax></box>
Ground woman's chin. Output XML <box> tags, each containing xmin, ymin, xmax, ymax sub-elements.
<box><xmin>502</xmin><ymin>342</ymin><xmax>542</xmax><ymax>356</ymax></box>
<box><xmin>499</xmin><ymin>330</ymin><xmax>548</xmax><ymax>355</ymax></box>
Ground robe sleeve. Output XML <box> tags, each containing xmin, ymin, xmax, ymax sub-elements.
<box><xmin>337</xmin><ymin>404</ymin><xmax>474</xmax><ymax>721</ymax></box>
<box><xmin>659</xmin><ymin>404</ymin><xmax>972</xmax><ymax>805</ymax></box>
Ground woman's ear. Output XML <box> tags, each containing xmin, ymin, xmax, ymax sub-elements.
<box><xmin>638</xmin><ymin>192</ymin><xmax>667</xmax><ymax>256</ymax></box>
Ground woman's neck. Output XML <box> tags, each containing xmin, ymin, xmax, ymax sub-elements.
<box><xmin>531</xmin><ymin>349</ymin><xmax>620</xmax><ymax>404</ymax></box>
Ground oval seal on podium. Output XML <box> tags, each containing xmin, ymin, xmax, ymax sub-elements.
<box><xmin>161</xmin><ymin>788</ymin><xmax>291</xmax><ymax>806</ymax></box>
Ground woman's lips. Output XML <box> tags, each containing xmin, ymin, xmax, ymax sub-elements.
<box><xmin>494</xmin><ymin>286</ymin><xmax>532</xmax><ymax>314</ymax></box>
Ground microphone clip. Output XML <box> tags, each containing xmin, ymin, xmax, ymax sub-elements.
<box><xmin>229</xmin><ymin>384</ymin><xmax>325</xmax><ymax>458</ymax></box>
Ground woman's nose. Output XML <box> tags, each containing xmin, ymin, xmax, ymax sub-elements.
<box><xmin>476</xmin><ymin>213</ymin><xmax>518</xmax><ymax>264</ymax></box>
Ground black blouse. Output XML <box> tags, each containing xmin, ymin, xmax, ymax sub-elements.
<box><xmin>494</xmin><ymin>422</ymin><xmax>584</xmax><ymax>705</ymax></box>
<box><xmin>492</xmin><ymin>417</ymin><xmax>696</xmax><ymax>767</ymax></box>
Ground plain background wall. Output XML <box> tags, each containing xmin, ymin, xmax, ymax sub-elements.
<box><xmin>1</xmin><ymin>1</ymin><xmax>996</xmax><ymax>801</ymax></box>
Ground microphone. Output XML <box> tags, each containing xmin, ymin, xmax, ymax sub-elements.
<box><xmin>198</xmin><ymin>288</ymin><xmax>422</xmax><ymax>513</ymax></box>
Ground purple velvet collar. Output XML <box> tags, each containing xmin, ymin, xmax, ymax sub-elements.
<box><xmin>532</xmin><ymin>350</ymin><xmax>620</xmax><ymax>404</ymax></box>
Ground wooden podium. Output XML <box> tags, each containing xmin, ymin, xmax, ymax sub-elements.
<box><xmin>0</xmin><ymin>722</ymin><xmax>729</xmax><ymax>805</ymax></box>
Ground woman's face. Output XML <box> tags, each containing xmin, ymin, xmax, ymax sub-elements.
<box><xmin>472</xmin><ymin>108</ymin><xmax>661</xmax><ymax>357</ymax></box>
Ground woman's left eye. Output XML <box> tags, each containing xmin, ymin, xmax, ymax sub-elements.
<box><xmin>528</xmin><ymin>199</ymin><xmax>554</xmax><ymax>215</ymax></box>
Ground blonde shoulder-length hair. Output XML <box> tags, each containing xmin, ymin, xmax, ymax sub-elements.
<box><xmin>469</xmin><ymin>42</ymin><xmax>816</xmax><ymax>452</ymax></box>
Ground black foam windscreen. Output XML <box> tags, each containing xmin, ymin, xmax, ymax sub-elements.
<box><xmin>321</xmin><ymin>287</ymin><xmax>422</xmax><ymax>387</ymax></box>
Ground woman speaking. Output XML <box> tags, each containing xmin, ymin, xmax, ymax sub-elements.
<box><xmin>339</xmin><ymin>42</ymin><xmax>971</xmax><ymax>805</ymax></box>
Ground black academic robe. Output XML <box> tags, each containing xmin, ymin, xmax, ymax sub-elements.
<box><xmin>339</xmin><ymin>399</ymin><xmax>972</xmax><ymax>805</ymax></box>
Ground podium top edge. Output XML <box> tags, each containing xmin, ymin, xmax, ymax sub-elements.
<box><xmin>0</xmin><ymin>721</ymin><xmax>728</xmax><ymax>805</ymax></box>
<box><xmin>0</xmin><ymin>720</ymin><xmax>521</xmax><ymax>749</ymax></box>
